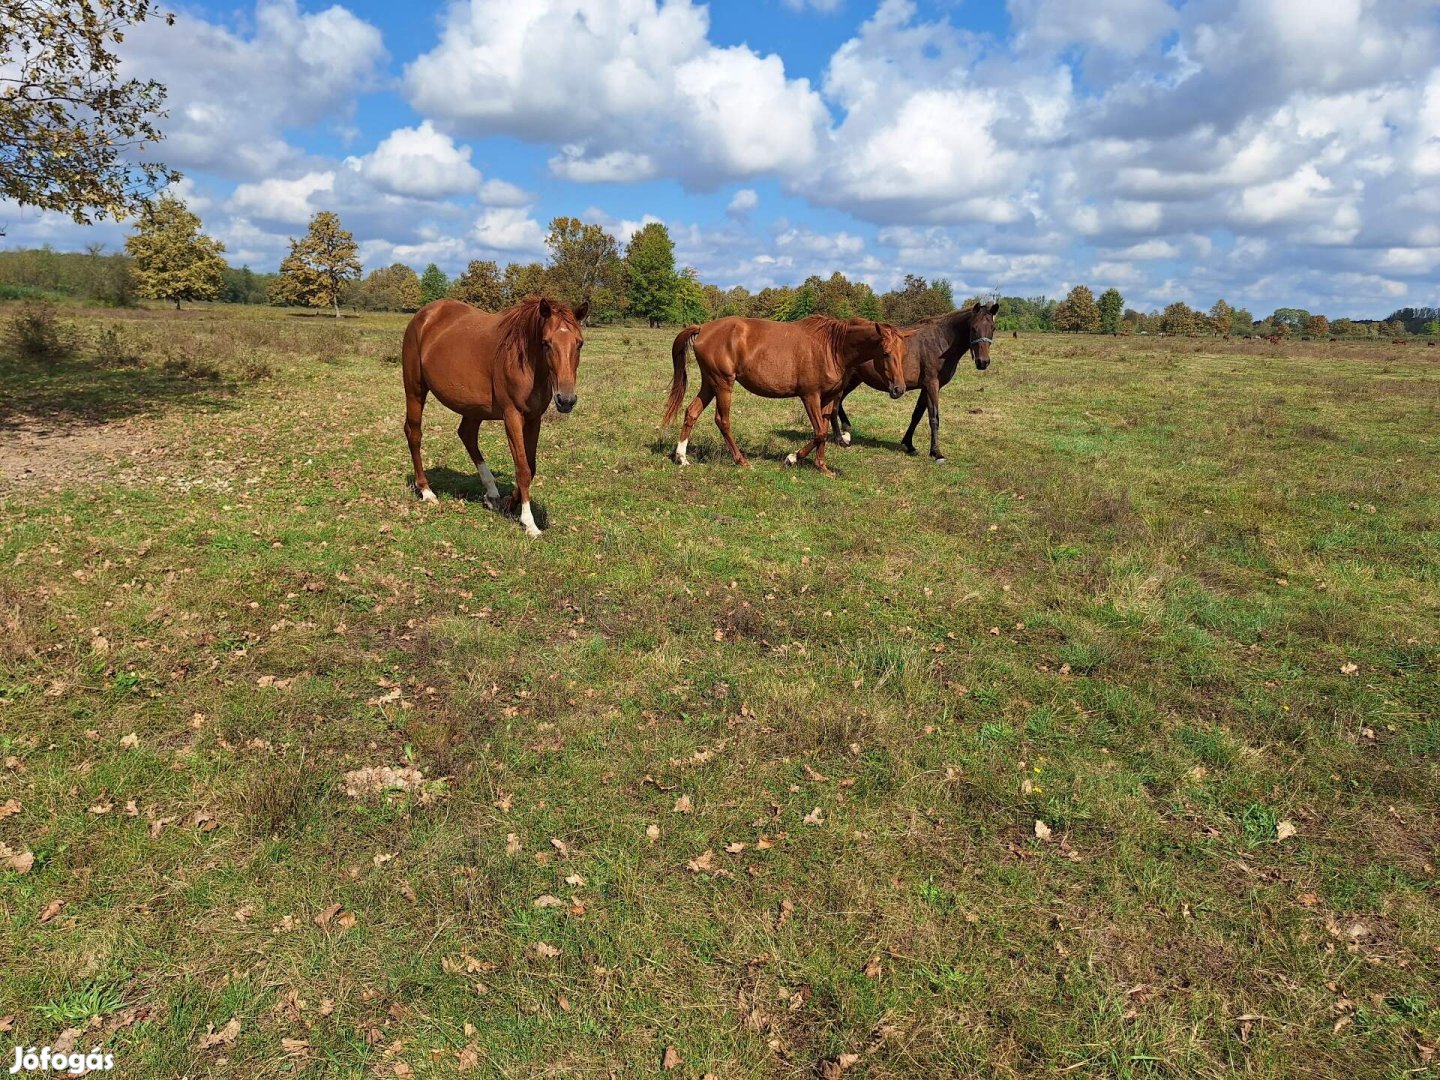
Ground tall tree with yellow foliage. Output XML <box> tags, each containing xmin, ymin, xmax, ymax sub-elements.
<box><xmin>273</xmin><ymin>211</ymin><xmax>361</xmax><ymax>317</ymax></box>
<box><xmin>124</xmin><ymin>196</ymin><xmax>227</xmax><ymax>309</ymax></box>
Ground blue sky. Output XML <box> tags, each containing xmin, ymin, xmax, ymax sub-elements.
<box><xmin>3</xmin><ymin>0</ymin><xmax>1439</xmax><ymax>318</ymax></box>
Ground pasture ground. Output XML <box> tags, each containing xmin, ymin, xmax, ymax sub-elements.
<box><xmin>1</xmin><ymin>304</ymin><xmax>1437</xmax><ymax>1079</ymax></box>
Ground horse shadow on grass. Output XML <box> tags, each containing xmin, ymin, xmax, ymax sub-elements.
<box><xmin>420</xmin><ymin>466</ymin><xmax>548</xmax><ymax>528</ymax></box>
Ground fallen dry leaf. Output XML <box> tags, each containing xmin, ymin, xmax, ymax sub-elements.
<box><xmin>687</xmin><ymin>850</ymin><xmax>716</xmax><ymax>872</ymax></box>
<box><xmin>0</xmin><ymin>798</ymin><xmax>22</xmax><ymax>819</ymax></box>
<box><xmin>533</xmin><ymin>895</ymin><xmax>564</xmax><ymax>908</ymax></box>
<box><xmin>803</xmin><ymin>807</ymin><xmax>824</xmax><ymax>826</ymax></box>
<box><xmin>1339</xmin><ymin>662</ymin><xmax>1359</xmax><ymax>677</ymax></box>
<box><xmin>341</xmin><ymin>766</ymin><xmax>426</xmax><ymax>799</ymax></box>
<box><xmin>725</xmin><ymin>842</ymin><xmax>747</xmax><ymax>854</ymax></box>
<box><xmin>1276</xmin><ymin>820</ymin><xmax>1298</xmax><ymax>841</ymax></box>
<box><xmin>197</xmin><ymin>1017</ymin><xmax>241</xmax><ymax>1050</ymax></box>
<box><xmin>314</xmin><ymin>903</ymin><xmax>343</xmax><ymax>928</ymax></box>
<box><xmin>505</xmin><ymin>833</ymin><xmax>521</xmax><ymax>855</ymax></box>
<box><xmin>119</xmin><ymin>732</ymin><xmax>139</xmax><ymax>749</ymax></box>
<box><xmin>863</xmin><ymin>956</ymin><xmax>882</xmax><ymax>979</ymax></box>
<box><xmin>662</xmin><ymin>1046</ymin><xmax>681</xmax><ymax>1071</ymax></box>
<box><xmin>646</xmin><ymin>823</ymin><xmax>660</xmax><ymax>842</ymax></box>
<box><xmin>531</xmin><ymin>941</ymin><xmax>560</xmax><ymax>959</ymax></box>
<box><xmin>673</xmin><ymin>794</ymin><xmax>693</xmax><ymax>814</ymax></box>
<box><xmin>38</xmin><ymin>899</ymin><xmax>65</xmax><ymax>924</ymax></box>
<box><xmin>1034</xmin><ymin>820</ymin><xmax>1054</xmax><ymax>842</ymax></box>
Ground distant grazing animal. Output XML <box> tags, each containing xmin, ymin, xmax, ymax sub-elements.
<box><xmin>648</xmin><ymin>316</ymin><xmax>663</xmax><ymax>329</ymax></box>
<box><xmin>663</xmin><ymin>316</ymin><xmax>911</xmax><ymax>476</ymax></box>
<box><xmin>401</xmin><ymin>295</ymin><xmax>588</xmax><ymax>538</ymax></box>
<box><xmin>830</xmin><ymin>301</ymin><xmax>999</xmax><ymax>464</ymax></box>
<box><xmin>1012</xmin><ymin>330</ymin><xmax>1019</xmax><ymax>339</ymax></box>
<box><xmin>1392</xmin><ymin>338</ymin><xmax>1408</xmax><ymax>345</ymax></box>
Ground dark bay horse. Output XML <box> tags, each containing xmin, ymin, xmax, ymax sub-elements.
<box><xmin>402</xmin><ymin>295</ymin><xmax>588</xmax><ymax>538</ymax></box>
<box><xmin>831</xmin><ymin>301</ymin><xmax>998</xmax><ymax>463</ymax></box>
<box><xmin>663</xmin><ymin>315</ymin><xmax>911</xmax><ymax>476</ymax></box>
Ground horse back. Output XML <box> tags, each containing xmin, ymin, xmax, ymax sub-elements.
<box><xmin>404</xmin><ymin>300</ymin><xmax>509</xmax><ymax>416</ymax></box>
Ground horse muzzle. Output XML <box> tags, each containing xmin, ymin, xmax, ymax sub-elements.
<box><xmin>888</xmin><ymin>384</ymin><xmax>905</xmax><ymax>399</ymax></box>
<box><xmin>554</xmin><ymin>392</ymin><xmax>577</xmax><ymax>413</ymax></box>
<box><xmin>974</xmin><ymin>355</ymin><xmax>991</xmax><ymax>371</ymax></box>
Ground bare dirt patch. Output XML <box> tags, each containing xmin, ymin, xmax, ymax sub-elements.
<box><xmin>0</xmin><ymin>413</ymin><xmax>164</xmax><ymax>486</ymax></box>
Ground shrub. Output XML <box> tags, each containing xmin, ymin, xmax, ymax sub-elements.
<box><xmin>94</xmin><ymin>324</ymin><xmax>142</xmax><ymax>367</ymax></box>
<box><xmin>4</xmin><ymin>302</ymin><xmax>74</xmax><ymax>362</ymax></box>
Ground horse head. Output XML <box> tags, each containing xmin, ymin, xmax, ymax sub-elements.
<box><xmin>969</xmin><ymin>301</ymin><xmax>999</xmax><ymax>370</ymax></box>
<box><xmin>538</xmin><ymin>297</ymin><xmax>589</xmax><ymax>413</ymax></box>
<box><xmin>875</xmin><ymin>322</ymin><xmax>916</xmax><ymax>398</ymax></box>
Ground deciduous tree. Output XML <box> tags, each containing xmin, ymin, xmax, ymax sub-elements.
<box><xmin>275</xmin><ymin>211</ymin><xmax>361</xmax><ymax>317</ymax></box>
<box><xmin>1160</xmin><ymin>301</ymin><xmax>1201</xmax><ymax>336</ymax></box>
<box><xmin>1055</xmin><ymin>285</ymin><xmax>1101</xmax><ymax>333</ymax></box>
<box><xmin>449</xmin><ymin>260</ymin><xmax>504</xmax><ymax>310</ymax></box>
<box><xmin>1098</xmin><ymin>288</ymin><xmax>1124</xmax><ymax>334</ymax></box>
<box><xmin>1306</xmin><ymin>313</ymin><xmax>1329</xmax><ymax>338</ymax></box>
<box><xmin>1208</xmin><ymin>299</ymin><xmax>1233</xmax><ymax>337</ymax></box>
<box><xmin>123</xmin><ymin>196</ymin><xmax>226</xmax><ymax>310</ymax></box>
<box><xmin>671</xmin><ymin>267</ymin><xmax>708</xmax><ymax>325</ymax></box>
<box><xmin>545</xmin><ymin>216</ymin><xmax>625</xmax><ymax>319</ymax></box>
<box><xmin>419</xmin><ymin>263</ymin><xmax>449</xmax><ymax>305</ymax></box>
<box><xmin>881</xmin><ymin>275</ymin><xmax>953</xmax><ymax>325</ymax></box>
<box><xmin>1</xmin><ymin>0</ymin><xmax>179</xmax><ymax>226</ymax></box>
<box><xmin>502</xmin><ymin>262</ymin><xmax>550</xmax><ymax>305</ymax></box>
<box><xmin>355</xmin><ymin>263</ymin><xmax>421</xmax><ymax>311</ymax></box>
<box><xmin>624</xmin><ymin>222</ymin><xmax>678</xmax><ymax>327</ymax></box>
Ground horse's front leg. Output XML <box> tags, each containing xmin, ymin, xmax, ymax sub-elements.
<box><xmin>900</xmin><ymin>392</ymin><xmax>926</xmax><ymax>456</ymax></box>
<box><xmin>924</xmin><ymin>379</ymin><xmax>945</xmax><ymax>463</ymax></box>
<box><xmin>786</xmin><ymin>393</ymin><xmax>834</xmax><ymax>477</ymax></box>
<box><xmin>502</xmin><ymin>408</ymin><xmax>541</xmax><ymax>538</ymax></box>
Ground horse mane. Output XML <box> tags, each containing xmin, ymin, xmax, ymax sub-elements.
<box><xmin>796</xmin><ymin>314</ymin><xmax>850</xmax><ymax>363</ymax></box>
<box><xmin>495</xmin><ymin>295</ymin><xmax>579</xmax><ymax>370</ymax></box>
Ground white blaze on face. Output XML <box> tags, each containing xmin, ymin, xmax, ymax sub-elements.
<box><xmin>519</xmin><ymin>501</ymin><xmax>540</xmax><ymax>538</ymax></box>
<box><xmin>675</xmin><ymin>438</ymin><xmax>689</xmax><ymax>465</ymax></box>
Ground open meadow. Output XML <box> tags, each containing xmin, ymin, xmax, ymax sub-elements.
<box><xmin>1</xmin><ymin>304</ymin><xmax>1438</xmax><ymax>1078</ymax></box>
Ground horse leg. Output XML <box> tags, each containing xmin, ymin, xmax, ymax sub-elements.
<box><xmin>786</xmin><ymin>393</ymin><xmax>833</xmax><ymax>477</ymax></box>
<box><xmin>924</xmin><ymin>379</ymin><xmax>945</xmax><ymax>463</ymax></box>
<box><xmin>831</xmin><ymin>379</ymin><xmax>855</xmax><ymax>446</ymax></box>
<box><xmin>900</xmin><ymin>392</ymin><xmax>926</xmax><ymax>456</ymax></box>
<box><xmin>712</xmin><ymin>380</ymin><xmax>748</xmax><ymax>466</ymax></box>
<box><xmin>502</xmin><ymin>408</ymin><xmax>540</xmax><ymax>538</ymax></box>
<box><xmin>457</xmin><ymin>415</ymin><xmax>501</xmax><ymax>507</ymax></box>
<box><xmin>405</xmin><ymin>388</ymin><xmax>435</xmax><ymax>501</ymax></box>
<box><xmin>675</xmin><ymin>380</ymin><xmax>715</xmax><ymax>466</ymax></box>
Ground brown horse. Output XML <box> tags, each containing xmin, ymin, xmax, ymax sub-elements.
<box><xmin>662</xmin><ymin>315</ymin><xmax>912</xmax><ymax>476</ymax></box>
<box><xmin>829</xmin><ymin>301</ymin><xmax>998</xmax><ymax>463</ymax></box>
<box><xmin>402</xmin><ymin>295</ymin><xmax>588</xmax><ymax>538</ymax></box>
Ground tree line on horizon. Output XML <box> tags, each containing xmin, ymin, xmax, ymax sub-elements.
<box><xmin>2</xmin><ymin>200</ymin><xmax>1437</xmax><ymax>339</ymax></box>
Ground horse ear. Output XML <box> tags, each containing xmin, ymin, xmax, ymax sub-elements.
<box><xmin>538</xmin><ymin>297</ymin><xmax>552</xmax><ymax>322</ymax></box>
<box><xmin>573</xmin><ymin>299</ymin><xmax>590</xmax><ymax>324</ymax></box>
<box><xmin>988</xmin><ymin>301</ymin><xmax>1000</xmax><ymax>315</ymax></box>
<box><xmin>899</xmin><ymin>327</ymin><xmax>919</xmax><ymax>338</ymax></box>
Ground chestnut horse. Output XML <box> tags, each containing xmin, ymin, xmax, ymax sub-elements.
<box><xmin>402</xmin><ymin>295</ymin><xmax>588</xmax><ymax>538</ymax></box>
<box><xmin>662</xmin><ymin>315</ymin><xmax>912</xmax><ymax>476</ymax></box>
<box><xmin>830</xmin><ymin>301</ymin><xmax>999</xmax><ymax>463</ymax></box>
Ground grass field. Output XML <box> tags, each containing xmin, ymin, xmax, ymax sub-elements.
<box><xmin>1</xmin><ymin>303</ymin><xmax>1437</xmax><ymax>1079</ymax></box>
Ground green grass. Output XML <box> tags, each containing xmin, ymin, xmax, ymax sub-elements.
<box><xmin>1</xmin><ymin>305</ymin><xmax>1437</xmax><ymax>1078</ymax></box>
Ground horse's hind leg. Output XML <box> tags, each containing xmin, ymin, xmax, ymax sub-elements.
<box><xmin>712</xmin><ymin>380</ymin><xmax>748</xmax><ymax>467</ymax></box>
<box><xmin>457</xmin><ymin>415</ymin><xmax>501</xmax><ymax>507</ymax></box>
<box><xmin>675</xmin><ymin>380</ymin><xmax>715</xmax><ymax>466</ymax></box>
<box><xmin>786</xmin><ymin>392</ymin><xmax>833</xmax><ymax>477</ymax></box>
<box><xmin>405</xmin><ymin>389</ymin><xmax>434</xmax><ymax>501</ymax></box>
<box><xmin>831</xmin><ymin>380</ymin><xmax>855</xmax><ymax>446</ymax></box>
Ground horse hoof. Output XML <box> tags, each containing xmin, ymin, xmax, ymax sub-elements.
<box><xmin>482</xmin><ymin>494</ymin><xmax>499</xmax><ymax>510</ymax></box>
<box><xmin>524</xmin><ymin>527</ymin><xmax>542</xmax><ymax>539</ymax></box>
<box><xmin>934</xmin><ymin>457</ymin><xmax>947</xmax><ymax>465</ymax></box>
<box><xmin>675</xmin><ymin>454</ymin><xmax>689</xmax><ymax>467</ymax></box>
<box><xmin>419</xmin><ymin>488</ymin><xmax>437</xmax><ymax>503</ymax></box>
<box><xmin>839</xmin><ymin>432</ymin><xmax>852</xmax><ymax>446</ymax></box>
<box><xmin>784</xmin><ymin>453</ymin><xmax>798</xmax><ymax>467</ymax></box>
<box><xmin>902</xmin><ymin>445</ymin><xmax>917</xmax><ymax>457</ymax></box>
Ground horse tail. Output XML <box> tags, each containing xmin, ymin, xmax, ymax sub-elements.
<box><xmin>663</xmin><ymin>325</ymin><xmax>701</xmax><ymax>426</ymax></box>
